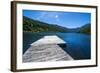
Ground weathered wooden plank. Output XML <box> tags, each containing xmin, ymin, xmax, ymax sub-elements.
<box><xmin>23</xmin><ymin>35</ymin><xmax>73</xmax><ymax>62</ymax></box>
<box><xmin>23</xmin><ymin>44</ymin><xmax>73</xmax><ymax>63</ymax></box>
<box><xmin>30</xmin><ymin>35</ymin><xmax>66</xmax><ymax>46</ymax></box>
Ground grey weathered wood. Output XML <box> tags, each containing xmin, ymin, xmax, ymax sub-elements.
<box><xmin>23</xmin><ymin>35</ymin><xmax>73</xmax><ymax>63</ymax></box>
<box><xmin>23</xmin><ymin>44</ymin><xmax>73</xmax><ymax>62</ymax></box>
<box><xmin>30</xmin><ymin>35</ymin><xmax>66</xmax><ymax>46</ymax></box>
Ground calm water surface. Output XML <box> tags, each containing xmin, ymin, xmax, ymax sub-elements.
<box><xmin>23</xmin><ymin>32</ymin><xmax>91</xmax><ymax>60</ymax></box>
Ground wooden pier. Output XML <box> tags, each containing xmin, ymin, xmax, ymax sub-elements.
<box><xmin>30</xmin><ymin>35</ymin><xmax>66</xmax><ymax>46</ymax></box>
<box><xmin>23</xmin><ymin>35</ymin><xmax>73</xmax><ymax>62</ymax></box>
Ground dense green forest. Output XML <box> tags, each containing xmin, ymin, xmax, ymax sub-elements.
<box><xmin>23</xmin><ymin>16</ymin><xmax>91</xmax><ymax>34</ymax></box>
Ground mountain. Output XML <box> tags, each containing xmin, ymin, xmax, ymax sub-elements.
<box><xmin>23</xmin><ymin>16</ymin><xmax>69</xmax><ymax>32</ymax></box>
<box><xmin>78</xmin><ymin>23</ymin><xmax>91</xmax><ymax>34</ymax></box>
<box><xmin>23</xmin><ymin>16</ymin><xmax>90</xmax><ymax>34</ymax></box>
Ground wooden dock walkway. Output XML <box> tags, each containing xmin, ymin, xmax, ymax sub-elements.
<box><xmin>30</xmin><ymin>35</ymin><xmax>66</xmax><ymax>46</ymax></box>
<box><xmin>23</xmin><ymin>35</ymin><xmax>73</xmax><ymax>63</ymax></box>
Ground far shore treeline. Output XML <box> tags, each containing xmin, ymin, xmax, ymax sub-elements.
<box><xmin>23</xmin><ymin>16</ymin><xmax>91</xmax><ymax>34</ymax></box>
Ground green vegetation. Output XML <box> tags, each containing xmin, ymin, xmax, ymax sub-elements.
<box><xmin>23</xmin><ymin>16</ymin><xmax>68</xmax><ymax>32</ymax></box>
<box><xmin>78</xmin><ymin>23</ymin><xmax>91</xmax><ymax>34</ymax></box>
<box><xmin>23</xmin><ymin>16</ymin><xmax>91</xmax><ymax>34</ymax></box>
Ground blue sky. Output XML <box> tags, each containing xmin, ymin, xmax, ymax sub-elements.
<box><xmin>23</xmin><ymin>10</ymin><xmax>91</xmax><ymax>28</ymax></box>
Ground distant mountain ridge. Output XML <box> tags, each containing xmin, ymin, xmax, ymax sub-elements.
<box><xmin>23</xmin><ymin>16</ymin><xmax>69</xmax><ymax>32</ymax></box>
<box><xmin>23</xmin><ymin>16</ymin><xmax>91</xmax><ymax>34</ymax></box>
<box><xmin>68</xmin><ymin>23</ymin><xmax>91</xmax><ymax>34</ymax></box>
<box><xmin>78</xmin><ymin>23</ymin><xmax>91</xmax><ymax>34</ymax></box>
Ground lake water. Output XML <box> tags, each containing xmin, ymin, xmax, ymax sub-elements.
<box><xmin>23</xmin><ymin>32</ymin><xmax>91</xmax><ymax>60</ymax></box>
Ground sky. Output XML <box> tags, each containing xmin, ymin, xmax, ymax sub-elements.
<box><xmin>23</xmin><ymin>10</ymin><xmax>91</xmax><ymax>28</ymax></box>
